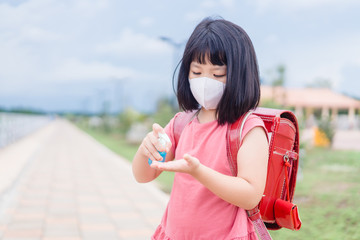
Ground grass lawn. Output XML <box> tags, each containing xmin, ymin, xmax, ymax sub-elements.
<box><xmin>271</xmin><ymin>148</ymin><xmax>360</xmax><ymax>240</ymax></box>
<box><xmin>78</xmin><ymin>124</ymin><xmax>360</xmax><ymax>239</ymax></box>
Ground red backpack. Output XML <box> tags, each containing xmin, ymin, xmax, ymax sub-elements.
<box><xmin>173</xmin><ymin>107</ymin><xmax>302</xmax><ymax>239</ymax></box>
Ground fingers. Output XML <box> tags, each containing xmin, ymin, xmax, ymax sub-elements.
<box><xmin>182</xmin><ymin>154</ymin><xmax>196</xmax><ymax>166</ymax></box>
<box><xmin>183</xmin><ymin>154</ymin><xmax>200</xmax><ymax>174</ymax></box>
<box><xmin>152</xmin><ymin>123</ymin><xmax>164</xmax><ymax>138</ymax></box>
<box><xmin>183</xmin><ymin>154</ymin><xmax>194</xmax><ymax>162</ymax></box>
<box><xmin>150</xmin><ymin>154</ymin><xmax>199</xmax><ymax>173</ymax></box>
<box><xmin>148</xmin><ymin>131</ymin><xmax>166</xmax><ymax>153</ymax></box>
<box><xmin>142</xmin><ymin>136</ymin><xmax>162</xmax><ymax>161</ymax></box>
<box><xmin>151</xmin><ymin>159</ymin><xmax>188</xmax><ymax>171</ymax></box>
<box><xmin>151</xmin><ymin>123</ymin><xmax>169</xmax><ymax>152</ymax></box>
<box><xmin>141</xmin><ymin>123</ymin><xmax>170</xmax><ymax>163</ymax></box>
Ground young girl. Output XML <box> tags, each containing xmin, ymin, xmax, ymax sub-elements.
<box><xmin>132</xmin><ymin>17</ymin><xmax>269</xmax><ymax>240</ymax></box>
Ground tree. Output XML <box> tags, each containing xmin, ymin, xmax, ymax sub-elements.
<box><xmin>315</xmin><ymin>117</ymin><xmax>335</xmax><ymax>148</ymax></box>
<box><xmin>117</xmin><ymin>107</ymin><xmax>146</xmax><ymax>134</ymax></box>
<box><xmin>271</xmin><ymin>64</ymin><xmax>286</xmax><ymax>106</ymax></box>
<box><xmin>152</xmin><ymin>97</ymin><xmax>177</xmax><ymax>127</ymax></box>
<box><xmin>306</xmin><ymin>78</ymin><xmax>333</xmax><ymax>89</ymax></box>
<box><xmin>272</xmin><ymin>64</ymin><xmax>286</xmax><ymax>87</ymax></box>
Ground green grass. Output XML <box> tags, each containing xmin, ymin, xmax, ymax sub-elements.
<box><xmin>77</xmin><ymin>124</ymin><xmax>360</xmax><ymax>239</ymax></box>
<box><xmin>270</xmin><ymin>148</ymin><xmax>360</xmax><ymax>240</ymax></box>
<box><xmin>82</xmin><ymin>127</ymin><xmax>139</xmax><ymax>161</ymax></box>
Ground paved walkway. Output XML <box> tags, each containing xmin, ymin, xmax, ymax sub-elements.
<box><xmin>332</xmin><ymin>130</ymin><xmax>360</xmax><ymax>151</ymax></box>
<box><xmin>302</xmin><ymin>128</ymin><xmax>360</xmax><ymax>151</ymax></box>
<box><xmin>0</xmin><ymin>119</ymin><xmax>168</xmax><ymax>240</ymax></box>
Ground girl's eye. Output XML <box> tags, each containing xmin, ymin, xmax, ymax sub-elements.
<box><xmin>214</xmin><ymin>74</ymin><xmax>226</xmax><ymax>78</ymax></box>
<box><xmin>192</xmin><ymin>72</ymin><xmax>201</xmax><ymax>75</ymax></box>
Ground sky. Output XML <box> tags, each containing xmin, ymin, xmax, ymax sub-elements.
<box><xmin>0</xmin><ymin>0</ymin><xmax>359</xmax><ymax>113</ymax></box>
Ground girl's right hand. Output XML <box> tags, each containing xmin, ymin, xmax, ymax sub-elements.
<box><xmin>139</xmin><ymin>123</ymin><xmax>171</xmax><ymax>163</ymax></box>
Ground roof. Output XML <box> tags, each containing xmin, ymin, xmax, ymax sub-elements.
<box><xmin>261</xmin><ymin>86</ymin><xmax>360</xmax><ymax>109</ymax></box>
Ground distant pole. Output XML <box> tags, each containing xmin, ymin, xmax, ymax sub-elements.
<box><xmin>159</xmin><ymin>36</ymin><xmax>186</xmax><ymax>107</ymax></box>
<box><xmin>110</xmin><ymin>77</ymin><xmax>127</xmax><ymax>114</ymax></box>
<box><xmin>159</xmin><ymin>36</ymin><xmax>186</xmax><ymax>75</ymax></box>
<box><xmin>96</xmin><ymin>89</ymin><xmax>106</xmax><ymax>115</ymax></box>
<box><xmin>82</xmin><ymin>96</ymin><xmax>90</xmax><ymax>115</ymax></box>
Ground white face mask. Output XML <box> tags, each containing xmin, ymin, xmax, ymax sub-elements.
<box><xmin>189</xmin><ymin>77</ymin><xmax>226</xmax><ymax>110</ymax></box>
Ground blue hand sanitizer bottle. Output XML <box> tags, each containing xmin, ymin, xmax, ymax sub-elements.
<box><xmin>148</xmin><ymin>133</ymin><xmax>170</xmax><ymax>165</ymax></box>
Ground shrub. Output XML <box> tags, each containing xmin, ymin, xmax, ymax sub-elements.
<box><xmin>315</xmin><ymin>117</ymin><xmax>335</xmax><ymax>147</ymax></box>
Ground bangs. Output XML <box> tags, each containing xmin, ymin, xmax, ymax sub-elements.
<box><xmin>191</xmin><ymin>38</ymin><xmax>227</xmax><ymax>66</ymax></box>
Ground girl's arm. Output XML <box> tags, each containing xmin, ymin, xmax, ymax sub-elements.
<box><xmin>132</xmin><ymin>123</ymin><xmax>174</xmax><ymax>183</ymax></box>
<box><xmin>150</xmin><ymin>126</ymin><xmax>268</xmax><ymax>210</ymax></box>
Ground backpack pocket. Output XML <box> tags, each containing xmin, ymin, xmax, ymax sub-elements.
<box><xmin>274</xmin><ymin>199</ymin><xmax>302</xmax><ymax>230</ymax></box>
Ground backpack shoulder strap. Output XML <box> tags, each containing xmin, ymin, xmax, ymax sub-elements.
<box><xmin>173</xmin><ymin>110</ymin><xmax>198</xmax><ymax>150</ymax></box>
<box><xmin>225</xmin><ymin>111</ymin><xmax>253</xmax><ymax>176</ymax></box>
<box><xmin>226</xmin><ymin>111</ymin><xmax>273</xmax><ymax>240</ymax></box>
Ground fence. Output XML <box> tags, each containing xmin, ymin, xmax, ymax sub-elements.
<box><xmin>0</xmin><ymin>113</ymin><xmax>53</xmax><ymax>148</ymax></box>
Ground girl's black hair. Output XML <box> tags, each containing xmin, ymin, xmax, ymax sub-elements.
<box><xmin>175</xmin><ymin>17</ymin><xmax>260</xmax><ymax>125</ymax></box>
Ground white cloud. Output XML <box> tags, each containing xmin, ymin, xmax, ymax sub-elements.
<box><xmin>258</xmin><ymin>30</ymin><xmax>360</xmax><ymax>94</ymax></box>
<box><xmin>96</xmin><ymin>28</ymin><xmax>172</xmax><ymax>57</ymax></box>
<box><xmin>0</xmin><ymin>0</ymin><xmax>110</xmax><ymax>30</ymax></box>
<box><xmin>73</xmin><ymin>0</ymin><xmax>109</xmax><ymax>14</ymax></box>
<box><xmin>251</xmin><ymin>0</ymin><xmax>360</xmax><ymax>14</ymax></box>
<box><xmin>0</xmin><ymin>0</ymin><xmax>358</xmax><ymax>111</ymax></box>
<box><xmin>20</xmin><ymin>27</ymin><xmax>66</xmax><ymax>42</ymax></box>
<box><xmin>0</xmin><ymin>56</ymin><xmax>136</xmax><ymax>96</ymax></box>
<box><xmin>275</xmin><ymin>34</ymin><xmax>360</xmax><ymax>91</ymax></box>
<box><xmin>51</xmin><ymin>59</ymin><xmax>136</xmax><ymax>82</ymax></box>
<box><xmin>138</xmin><ymin>16</ymin><xmax>155</xmax><ymax>27</ymax></box>
<box><xmin>201</xmin><ymin>0</ymin><xmax>234</xmax><ymax>9</ymax></box>
<box><xmin>200</xmin><ymin>0</ymin><xmax>217</xmax><ymax>8</ymax></box>
<box><xmin>0</xmin><ymin>2</ymin><xmax>150</xmax><ymax>89</ymax></box>
<box><xmin>184</xmin><ymin>11</ymin><xmax>208</xmax><ymax>23</ymax></box>
<box><xmin>220</xmin><ymin>0</ymin><xmax>235</xmax><ymax>8</ymax></box>
<box><xmin>0</xmin><ymin>38</ymin><xmax>39</xmax><ymax>82</ymax></box>
<box><xmin>263</xmin><ymin>34</ymin><xmax>279</xmax><ymax>44</ymax></box>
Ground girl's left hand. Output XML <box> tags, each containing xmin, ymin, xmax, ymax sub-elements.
<box><xmin>150</xmin><ymin>154</ymin><xmax>200</xmax><ymax>175</ymax></box>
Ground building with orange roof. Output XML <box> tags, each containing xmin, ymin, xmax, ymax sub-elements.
<box><xmin>260</xmin><ymin>86</ymin><xmax>360</xmax><ymax>129</ymax></box>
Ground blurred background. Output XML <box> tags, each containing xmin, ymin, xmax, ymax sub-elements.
<box><xmin>0</xmin><ymin>0</ymin><xmax>360</xmax><ymax>239</ymax></box>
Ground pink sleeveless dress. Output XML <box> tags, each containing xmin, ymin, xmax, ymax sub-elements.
<box><xmin>152</xmin><ymin>113</ymin><xmax>266</xmax><ymax>240</ymax></box>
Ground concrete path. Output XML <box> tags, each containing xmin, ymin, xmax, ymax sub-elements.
<box><xmin>302</xmin><ymin>128</ymin><xmax>360</xmax><ymax>151</ymax></box>
<box><xmin>332</xmin><ymin>130</ymin><xmax>360</xmax><ymax>151</ymax></box>
<box><xmin>0</xmin><ymin>119</ymin><xmax>168</xmax><ymax>240</ymax></box>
